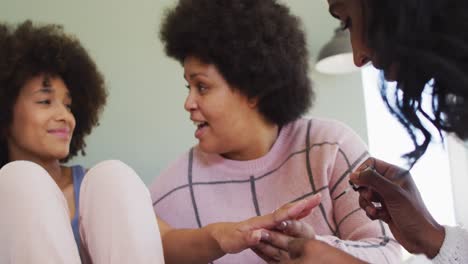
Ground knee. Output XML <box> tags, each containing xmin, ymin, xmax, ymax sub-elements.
<box><xmin>0</xmin><ymin>160</ymin><xmax>51</xmax><ymax>188</ymax></box>
<box><xmin>0</xmin><ymin>161</ymin><xmax>57</xmax><ymax>203</ymax></box>
<box><xmin>83</xmin><ymin>160</ymin><xmax>145</xmax><ymax>194</ymax></box>
<box><xmin>1</xmin><ymin>160</ymin><xmax>47</xmax><ymax>176</ymax></box>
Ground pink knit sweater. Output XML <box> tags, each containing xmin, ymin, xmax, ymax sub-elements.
<box><xmin>150</xmin><ymin>118</ymin><xmax>402</xmax><ymax>263</ymax></box>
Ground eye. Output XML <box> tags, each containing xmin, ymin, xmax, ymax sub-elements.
<box><xmin>197</xmin><ymin>83</ymin><xmax>207</xmax><ymax>93</ymax></box>
<box><xmin>340</xmin><ymin>17</ymin><xmax>352</xmax><ymax>30</ymax></box>
<box><xmin>65</xmin><ymin>103</ymin><xmax>72</xmax><ymax>111</ymax></box>
<box><xmin>38</xmin><ymin>99</ymin><xmax>51</xmax><ymax>105</ymax></box>
<box><xmin>185</xmin><ymin>84</ymin><xmax>190</xmax><ymax>90</ymax></box>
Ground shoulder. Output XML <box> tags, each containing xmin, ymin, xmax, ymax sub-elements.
<box><xmin>148</xmin><ymin>148</ymin><xmax>195</xmax><ymax>198</ymax></box>
<box><xmin>66</xmin><ymin>164</ymin><xmax>86</xmax><ymax>176</ymax></box>
<box><xmin>156</xmin><ymin>149</ymin><xmax>192</xmax><ymax>178</ymax></box>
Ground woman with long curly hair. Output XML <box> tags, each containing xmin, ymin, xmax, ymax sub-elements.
<box><xmin>150</xmin><ymin>0</ymin><xmax>402</xmax><ymax>263</ymax></box>
<box><xmin>272</xmin><ymin>1</ymin><xmax>468</xmax><ymax>263</ymax></box>
<box><xmin>333</xmin><ymin>0</ymin><xmax>468</xmax><ymax>262</ymax></box>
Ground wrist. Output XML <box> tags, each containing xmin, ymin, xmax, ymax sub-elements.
<box><xmin>424</xmin><ymin>223</ymin><xmax>445</xmax><ymax>259</ymax></box>
<box><xmin>205</xmin><ymin>222</ymin><xmax>229</xmax><ymax>254</ymax></box>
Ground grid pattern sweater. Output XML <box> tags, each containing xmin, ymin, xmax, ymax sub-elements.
<box><xmin>150</xmin><ymin>118</ymin><xmax>402</xmax><ymax>263</ymax></box>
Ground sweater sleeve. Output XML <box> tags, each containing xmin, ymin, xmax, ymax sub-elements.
<box><xmin>316</xmin><ymin>121</ymin><xmax>402</xmax><ymax>264</ymax></box>
<box><xmin>432</xmin><ymin>225</ymin><xmax>468</xmax><ymax>264</ymax></box>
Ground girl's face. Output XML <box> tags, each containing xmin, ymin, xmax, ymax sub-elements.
<box><xmin>328</xmin><ymin>0</ymin><xmax>373</xmax><ymax>67</ymax></box>
<box><xmin>7</xmin><ymin>75</ymin><xmax>76</xmax><ymax>163</ymax></box>
<box><xmin>183</xmin><ymin>56</ymin><xmax>263</xmax><ymax>159</ymax></box>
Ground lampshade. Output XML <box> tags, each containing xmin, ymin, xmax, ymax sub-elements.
<box><xmin>315</xmin><ymin>27</ymin><xmax>358</xmax><ymax>74</ymax></box>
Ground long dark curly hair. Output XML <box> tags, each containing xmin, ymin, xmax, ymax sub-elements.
<box><xmin>0</xmin><ymin>21</ymin><xmax>107</xmax><ymax>167</ymax></box>
<box><xmin>363</xmin><ymin>0</ymin><xmax>468</xmax><ymax>166</ymax></box>
<box><xmin>159</xmin><ymin>0</ymin><xmax>313</xmax><ymax>127</ymax></box>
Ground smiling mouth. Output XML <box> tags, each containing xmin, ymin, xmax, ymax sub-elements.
<box><xmin>48</xmin><ymin>129</ymin><xmax>71</xmax><ymax>139</ymax></box>
<box><xmin>193</xmin><ymin>121</ymin><xmax>209</xmax><ymax>129</ymax></box>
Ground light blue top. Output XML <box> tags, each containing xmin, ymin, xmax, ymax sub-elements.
<box><xmin>70</xmin><ymin>165</ymin><xmax>85</xmax><ymax>250</ymax></box>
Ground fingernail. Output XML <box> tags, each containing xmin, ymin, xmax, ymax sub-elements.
<box><xmin>278</xmin><ymin>221</ymin><xmax>288</xmax><ymax>231</ymax></box>
<box><xmin>349</xmin><ymin>180</ymin><xmax>361</xmax><ymax>191</ymax></box>
<box><xmin>251</xmin><ymin>230</ymin><xmax>263</xmax><ymax>241</ymax></box>
<box><xmin>261</xmin><ymin>231</ymin><xmax>270</xmax><ymax>241</ymax></box>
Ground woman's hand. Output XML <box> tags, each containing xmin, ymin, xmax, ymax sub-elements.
<box><xmin>209</xmin><ymin>193</ymin><xmax>322</xmax><ymax>255</ymax></box>
<box><xmin>252</xmin><ymin>220</ymin><xmax>316</xmax><ymax>263</ymax></box>
<box><xmin>350</xmin><ymin>157</ymin><xmax>445</xmax><ymax>258</ymax></box>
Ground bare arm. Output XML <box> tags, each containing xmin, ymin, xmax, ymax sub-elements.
<box><xmin>158</xmin><ymin>219</ymin><xmax>225</xmax><ymax>264</ymax></box>
<box><xmin>158</xmin><ymin>194</ymin><xmax>322</xmax><ymax>264</ymax></box>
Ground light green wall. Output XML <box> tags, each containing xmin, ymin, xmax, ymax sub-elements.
<box><xmin>0</xmin><ymin>0</ymin><xmax>368</xmax><ymax>184</ymax></box>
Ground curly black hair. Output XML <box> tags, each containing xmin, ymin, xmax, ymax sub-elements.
<box><xmin>0</xmin><ymin>21</ymin><xmax>107</xmax><ymax>167</ymax></box>
<box><xmin>362</xmin><ymin>0</ymin><xmax>468</xmax><ymax>166</ymax></box>
<box><xmin>160</xmin><ymin>0</ymin><xmax>313</xmax><ymax>127</ymax></box>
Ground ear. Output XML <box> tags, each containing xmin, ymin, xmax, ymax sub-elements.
<box><xmin>248</xmin><ymin>96</ymin><xmax>259</xmax><ymax>108</ymax></box>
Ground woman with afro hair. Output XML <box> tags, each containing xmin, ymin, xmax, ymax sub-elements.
<box><xmin>0</xmin><ymin>21</ymin><xmax>166</xmax><ymax>263</ymax></box>
<box><xmin>150</xmin><ymin>0</ymin><xmax>402</xmax><ymax>263</ymax></box>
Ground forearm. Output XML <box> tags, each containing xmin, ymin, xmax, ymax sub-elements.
<box><xmin>161</xmin><ymin>223</ymin><xmax>225</xmax><ymax>264</ymax></box>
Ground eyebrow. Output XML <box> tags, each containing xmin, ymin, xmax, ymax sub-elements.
<box><xmin>184</xmin><ymin>72</ymin><xmax>208</xmax><ymax>80</ymax></box>
<box><xmin>33</xmin><ymin>86</ymin><xmax>72</xmax><ymax>100</ymax></box>
<box><xmin>34</xmin><ymin>86</ymin><xmax>53</xmax><ymax>94</ymax></box>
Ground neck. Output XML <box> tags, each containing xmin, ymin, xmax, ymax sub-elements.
<box><xmin>37</xmin><ymin>160</ymin><xmax>66</xmax><ymax>184</ymax></box>
<box><xmin>223</xmin><ymin>120</ymin><xmax>280</xmax><ymax>161</ymax></box>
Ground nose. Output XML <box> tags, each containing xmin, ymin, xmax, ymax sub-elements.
<box><xmin>184</xmin><ymin>89</ymin><xmax>197</xmax><ymax>112</ymax></box>
<box><xmin>353</xmin><ymin>50</ymin><xmax>371</xmax><ymax>67</ymax></box>
<box><xmin>55</xmin><ymin>103</ymin><xmax>75</xmax><ymax>125</ymax></box>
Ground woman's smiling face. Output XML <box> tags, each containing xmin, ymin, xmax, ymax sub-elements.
<box><xmin>7</xmin><ymin>74</ymin><xmax>76</xmax><ymax>162</ymax></box>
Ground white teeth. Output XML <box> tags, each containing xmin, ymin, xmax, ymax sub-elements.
<box><xmin>193</xmin><ymin>121</ymin><xmax>205</xmax><ymax>126</ymax></box>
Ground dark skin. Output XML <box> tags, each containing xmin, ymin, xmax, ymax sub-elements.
<box><xmin>349</xmin><ymin>157</ymin><xmax>445</xmax><ymax>258</ymax></box>
<box><xmin>283</xmin><ymin>238</ymin><xmax>367</xmax><ymax>264</ymax></box>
